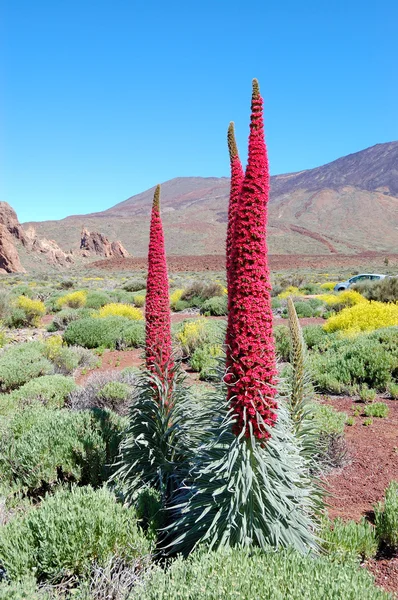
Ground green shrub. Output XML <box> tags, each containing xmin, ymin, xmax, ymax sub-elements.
<box><xmin>4</xmin><ymin>375</ymin><xmax>77</xmax><ymax>411</ymax></box>
<box><xmin>271</xmin><ymin>297</ymin><xmax>282</xmax><ymax>309</ymax></box>
<box><xmin>181</xmin><ymin>281</ymin><xmax>224</xmax><ymax>302</ymax></box>
<box><xmin>108</xmin><ymin>289</ymin><xmax>135</xmax><ymax>304</ymax></box>
<box><xmin>363</xmin><ymin>402</ymin><xmax>389</xmax><ymax>418</ymax></box>
<box><xmin>0</xmin><ymin>404</ymin><xmax>124</xmax><ymax>494</ymax></box>
<box><xmin>85</xmin><ymin>290</ymin><xmax>110</xmax><ymax>309</ymax></box>
<box><xmin>173</xmin><ymin>299</ymin><xmax>190</xmax><ymax>312</ymax></box>
<box><xmin>303</xmin><ymin>325</ymin><xmax>329</xmax><ymax>349</ymax></box>
<box><xmin>388</xmin><ymin>382</ymin><xmax>398</xmax><ymax>399</ymax></box>
<box><xmin>99</xmin><ymin>381</ymin><xmax>131</xmax><ymax>402</ymax></box>
<box><xmin>0</xmin><ymin>486</ymin><xmax>151</xmax><ymax>582</ymax></box>
<box><xmin>136</xmin><ymin>486</ymin><xmax>164</xmax><ymax>540</ymax></box>
<box><xmin>0</xmin><ymin>343</ymin><xmax>54</xmax><ymax>392</ymax></box>
<box><xmin>311</xmin><ymin>333</ymin><xmax>397</xmax><ymax>393</ymax></box>
<box><xmin>0</xmin><ymin>330</ymin><xmax>6</xmax><ymax>348</ymax></box>
<box><xmin>359</xmin><ymin>384</ymin><xmax>377</xmax><ymax>403</ymax></box>
<box><xmin>123</xmin><ymin>278</ymin><xmax>147</xmax><ymax>292</ymax></box>
<box><xmin>200</xmin><ymin>296</ymin><xmax>228</xmax><ymax>316</ymax></box>
<box><xmin>190</xmin><ymin>344</ymin><xmax>222</xmax><ymax>380</ymax></box>
<box><xmin>134</xmin><ymin>547</ymin><xmax>390</xmax><ymax>600</ymax></box>
<box><xmin>273</xmin><ymin>325</ymin><xmax>290</xmax><ymax>361</ymax></box>
<box><xmin>311</xmin><ymin>403</ymin><xmax>347</xmax><ymax>435</ymax></box>
<box><xmin>174</xmin><ymin>318</ymin><xmax>226</xmax><ymax>357</ymax></box>
<box><xmin>321</xmin><ymin>517</ymin><xmax>378</xmax><ymax>562</ymax></box>
<box><xmin>64</xmin><ymin>316</ymin><xmax>145</xmax><ymax>349</ymax></box>
<box><xmin>375</xmin><ymin>481</ymin><xmax>398</xmax><ymax>551</ymax></box>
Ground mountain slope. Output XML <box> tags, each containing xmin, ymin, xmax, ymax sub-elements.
<box><xmin>25</xmin><ymin>142</ymin><xmax>398</xmax><ymax>256</ymax></box>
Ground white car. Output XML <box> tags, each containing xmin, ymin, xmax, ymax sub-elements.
<box><xmin>334</xmin><ymin>274</ymin><xmax>386</xmax><ymax>292</ymax></box>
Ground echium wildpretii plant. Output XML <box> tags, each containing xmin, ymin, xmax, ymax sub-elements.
<box><xmin>145</xmin><ymin>184</ymin><xmax>173</xmax><ymax>392</ymax></box>
<box><xmin>225</xmin><ymin>79</ymin><xmax>277</xmax><ymax>440</ymax></box>
<box><xmin>225</xmin><ymin>122</ymin><xmax>244</xmax><ymax>368</ymax></box>
<box><xmin>166</xmin><ymin>80</ymin><xmax>322</xmax><ymax>555</ymax></box>
<box><xmin>112</xmin><ymin>186</ymin><xmax>209</xmax><ymax>505</ymax></box>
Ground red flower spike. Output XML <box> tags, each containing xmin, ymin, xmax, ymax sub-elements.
<box><xmin>145</xmin><ymin>185</ymin><xmax>173</xmax><ymax>385</ymax></box>
<box><xmin>226</xmin><ymin>79</ymin><xmax>277</xmax><ymax>440</ymax></box>
<box><xmin>225</xmin><ymin>123</ymin><xmax>245</xmax><ymax>369</ymax></box>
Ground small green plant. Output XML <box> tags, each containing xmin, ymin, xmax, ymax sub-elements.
<box><xmin>0</xmin><ymin>342</ymin><xmax>54</xmax><ymax>392</ymax></box>
<box><xmin>388</xmin><ymin>382</ymin><xmax>398</xmax><ymax>399</ymax></box>
<box><xmin>321</xmin><ymin>516</ymin><xmax>378</xmax><ymax>561</ymax></box>
<box><xmin>352</xmin><ymin>405</ymin><xmax>362</xmax><ymax>417</ymax></box>
<box><xmin>364</xmin><ymin>402</ymin><xmax>389</xmax><ymax>418</ymax></box>
<box><xmin>363</xmin><ymin>417</ymin><xmax>373</xmax><ymax>426</ymax></box>
<box><xmin>359</xmin><ymin>385</ymin><xmax>377</xmax><ymax>403</ymax></box>
<box><xmin>200</xmin><ymin>296</ymin><xmax>228</xmax><ymax>316</ymax></box>
<box><xmin>375</xmin><ymin>481</ymin><xmax>398</xmax><ymax>551</ymax></box>
<box><xmin>346</xmin><ymin>416</ymin><xmax>355</xmax><ymax>426</ymax></box>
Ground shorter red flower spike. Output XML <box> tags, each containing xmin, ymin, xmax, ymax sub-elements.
<box><xmin>226</xmin><ymin>79</ymin><xmax>278</xmax><ymax>440</ymax></box>
<box><xmin>145</xmin><ymin>185</ymin><xmax>173</xmax><ymax>382</ymax></box>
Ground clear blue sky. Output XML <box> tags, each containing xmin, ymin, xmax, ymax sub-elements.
<box><xmin>1</xmin><ymin>0</ymin><xmax>397</xmax><ymax>222</ymax></box>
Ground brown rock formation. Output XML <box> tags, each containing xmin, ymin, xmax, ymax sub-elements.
<box><xmin>25</xmin><ymin>226</ymin><xmax>74</xmax><ymax>266</ymax></box>
<box><xmin>80</xmin><ymin>228</ymin><xmax>129</xmax><ymax>258</ymax></box>
<box><xmin>0</xmin><ymin>223</ymin><xmax>25</xmax><ymax>273</ymax></box>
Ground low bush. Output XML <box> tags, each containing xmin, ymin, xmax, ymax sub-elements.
<box><xmin>85</xmin><ymin>290</ymin><xmax>110</xmax><ymax>309</ymax></box>
<box><xmin>134</xmin><ymin>547</ymin><xmax>390</xmax><ymax>599</ymax></box>
<box><xmin>0</xmin><ymin>404</ymin><xmax>125</xmax><ymax>494</ymax></box>
<box><xmin>375</xmin><ymin>481</ymin><xmax>398</xmax><ymax>551</ymax></box>
<box><xmin>68</xmin><ymin>370</ymin><xmax>136</xmax><ymax>415</ymax></box>
<box><xmin>64</xmin><ymin>317</ymin><xmax>145</xmax><ymax>349</ymax></box>
<box><xmin>15</xmin><ymin>296</ymin><xmax>46</xmax><ymax>327</ymax></box>
<box><xmin>47</xmin><ymin>307</ymin><xmax>96</xmax><ymax>331</ymax></box>
<box><xmin>319</xmin><ymin>290</ymin><xmax>366</xmax><ymax>311</ymax></box>
<box><xmin>170</xmin><ymin>289</ymin><xmax>184</xmax><ymax>309</ymax></box>
<box><xmin>96</xmin><ymin>303</ymin><xmax>143</xmax><ymax>321</ymax></box>
<box><xmin>181</xmin><ymin>281</ymin><xmax>224</xmax><ymax>302</ymax></box>
<box><xmin>388</xmin><ymin>382</ymin><xmax>398</xmax><ymax>399</ymax></box>
<box><xmin>311</xmin><ymin>333</ymin><xmax>397</xmax><ymax>392</ymax></box>
<box><xmin>303</xmin><ymin>325</ymin><xmax>329</xmax><ymax>349</ymax></box>
<box><xmin>0</xmin><ymin>343</ymin><xmax>54</xmax><ymax>392</ymax></box>
<box><xmin>190</xmin><ymin>344</ymin><xmax>223</xmax><ymax>380</ymax></box>
<box><xmin>174</xmin><ymin>299</ymin><xmax>190</xmax><ymax>312</ymax></box>
<box><xmin>364</xmin><ymin>402</ymin><xmax>389</xmax><ymax>418</ymax></box>
<box><xmin>353</xmin><ymin>277</ymin><xmax>398</xmax><ymax>303</ymax></box>
<box><xmin>108</xmin><ymin>289</ymin><xmax>135</xmax><ymax>304</ymax></box>
<box><xmin>174</xmin><ymin>318</ymin><xmax>226</xmax><ymax>357</ymax></box>
<box><xmin>358</xmin><ymin>384</ymin><xmax>377</xmax><ymax>403</ymax></box>
<box><xmin>278</xmin><ymin>286</ymin><xmax>305</xmax><ymax>299</ymax></box>
<box><xmin>0</xmin><ymin>486</ymin><xmax>151</xmax><ymax>582</ymax></box>
<box><xmin>56</xmin><ymin>290</ymin><xmax>87</xmax><ymax>309</ymax></box>
<box><xmin>123</xmin><ymin>277</ymin><xmax>147</xmax><ymax>292</ymax></box>
<box><xmin>320</xmin><ymin>281</ymin><xmax>337</xmax><ymax>290</ymax></box>
<box><xmin>4</xmin><ymin>375</ymin><xmax>77</xmax><ymax>411</ymax></box>
<box><xmin>200</xmin><ymin>296</ymin><xmax>228</xmax><ymax>316</ymax></box>
<box><xmin>324</xmin><ymin>301</ymin><xmax>398</xmax><ymax>333</ymax></box>
<box><xmin>321</xmin><ymin>517</ymin><xmax>378</xmax><ymax>562</ymax></box>
<box><xmin>132</xmin><ymin>293</ymin><xmax>146</xmax><ymax>308</ymax></box>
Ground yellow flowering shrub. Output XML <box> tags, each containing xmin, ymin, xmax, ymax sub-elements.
<box><xmin>44</xmin><ymin>335</ymin><xmax>64</xmax><ymax>361</ymax></box>
<box><xmin>176</xmin><ymin>319</ymin><xmax>208</xmax><ymax>356</ymax></box>
<box><xmin>170</xmin><ymin>289</ymin><xmax>184</xmax><ymax>309</ymax></box>
<box><xmin>133</xmin><ymin>294</ymin><xmax>145</xmax><ymax>308</ymax></box>
<box><xmin>16</xmin><ymin>296</ymin><xmax>46</xmax><ymax>326</ymax></box>
<box><xmin>320</xmin><ymin>282</ymin><xmax>337</xmax><ymax>291</ymax></box>
<box><xmin>96</xmin><ymin>303</ymin><xmax>143</xmax><ymax>321</ymax></box>
<box><xmin>278</xmin><ymin>286</ymin><xmax>305</xmax><ymax>299</ymax></box>
<box><xmin>319</xmin><ymin>290</ymin><xmax>366</xmax><ymax>308</ymax></box>
<box><xmin>324</xmin><ymin>301</ymin><xmax>398</xmax><ymax>333</ymax></box>
<box><xmin>57</xmin><ymin>290</ymin><xmax>87</xmax><ymax>309</ymax></box>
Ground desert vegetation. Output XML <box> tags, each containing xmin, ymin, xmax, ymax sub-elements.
<box><xmin>0</xmin><ymin>80</ymin><xmax>397</xmax><ymax>598</ymax></box>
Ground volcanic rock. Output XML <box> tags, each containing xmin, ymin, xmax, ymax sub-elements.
<box><xmin>80</xmin><ymin>228</ymin><xmax>129</xmax><ymax>258</ymax></box>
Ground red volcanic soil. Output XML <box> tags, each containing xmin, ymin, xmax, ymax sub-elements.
<box><xmin>89</xmin><ymin>252</ymin><xmax>398</xmax><ymax>272</ymax></box>
<box><xmin>324</xmin><ymin>396</ymin><xmax>398</xmax><ymax>522</ymax></box>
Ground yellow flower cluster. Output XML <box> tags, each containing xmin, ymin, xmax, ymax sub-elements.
<box><xmin>170</xmin><ymin>289</ymin><xmax>184</xmax><ymax>309</ymax></box>
<box><xmin>44</xmin><ymin>335</ymin><xmax>64</xmax><ymax>361</ymax></box>
<box><xmin>319</xmin><ymin>290</ymin><xmax>365</xmax><ymax>307</ymax></box>
<box><xmin>57</xmin><ymin>290</ymin><xmax>87</xmax><ymax>309</ymax></box>
<box><xmin>16</xmin><ymin>295</ymin><xmax>46</xmax><ymax>326</ymax></box>
<box><xmin>278</xmin><ymin>286</ymin><xmax>305</xmax><ymax>299</ymax></box>
<box><xmin>319</xmin><ymin>281</ymin><xmax>337</xmax><ymax>291</ymax></box>
<box><xmin>96</xmin><ymin>303</ymin><xmax>143</xmax><ymax>321</ymax></box>
<box><xmin>324</xmin><ymin>300</ymin><xmax>398</xmax><ymax>333</ymax></box>
<box><xmin>177</xmin><ymin>319</ymin><xmax>207</xmax><ymax>355</ymax></box>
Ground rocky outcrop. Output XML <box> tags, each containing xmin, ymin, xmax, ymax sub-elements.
<box><xmin>80</xmin><ymin>228</ymin><xmax>129</xmax><ymax>258</ymax></box>
<box><xmin>0</xmin><ymin>223</ymin><xmax>25</xmax><ymax>273</ymax></box>
<box><xmin>25</xmin><ymin>226</ymin><xmax>74</xmax><ymax>267</ymax></box>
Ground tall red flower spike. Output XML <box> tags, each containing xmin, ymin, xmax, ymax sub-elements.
<box><xmin>145</xmin><ymin>185</ymin><xmax>173</xmax><ymax>382</ymax></box>
<box><xmin>226</xmin><ymin>79</ymin><xmax>277</xmax><ymax>440</ymax></box>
